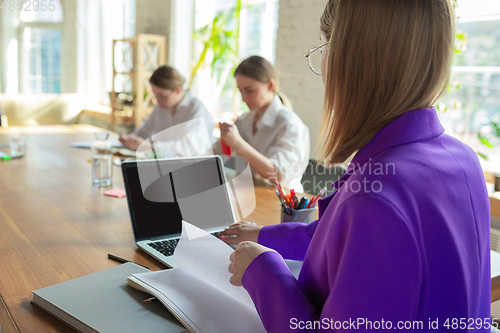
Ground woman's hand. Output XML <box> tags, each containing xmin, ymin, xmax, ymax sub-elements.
<box><xmin>119</xmin><ymin>134</ymin><xmax>145</xmax><ymax>151</ymax></box>
<box><xmin>218</xmin><ymin>222</ymin><xmax>263</xmax><ymax>245</ymax></box>
<box><xmin>228</xmin><ymin>241</ymin><xmax>274</xmax><ymax>286</ymax></box>
<box><xmin>220</xmin><ymin>122</ymin><xmax>243</xmax><ymax>150</ymax></box>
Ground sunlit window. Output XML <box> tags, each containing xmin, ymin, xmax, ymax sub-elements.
<box><xmin>194</xmin><ymin>0</ymin><xmax>279</xmax><ymax>119</ymax></box>
<box><xmin>436</xmin><ymin>0</ymin><xmax>500</xmax><ymax>171</ymax></box>
<box><xmin>213</xmin><ymin>0</ymin><xmax>278</xmax><ymax>62</ymax></box>
<box><xmin>438</xmin><ymin>0</ymin><xmax>500</xmax><ymax>139</ymax></box>
<box><xmin>20</xmin><ymin>0</ymin><xmax>63</xmax><ymax>93</ymax></box>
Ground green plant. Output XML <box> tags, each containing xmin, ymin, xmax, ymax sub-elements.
<box><xmin>477</xmin><ymin>121</ymin><xmax>500</xmax><ymax>160</ymax></box>
<box><xmin>188</xmin><ymin>1</ymin><xmax>242</xmax><ymax>90</ymax></box>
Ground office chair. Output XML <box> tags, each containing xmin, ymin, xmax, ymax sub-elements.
<box><xmin>300</xmin><ymin>159</ymin><xmax>346</xmax><ymax>196</ymax></box>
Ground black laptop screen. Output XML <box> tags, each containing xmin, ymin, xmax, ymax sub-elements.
<box><xmin>121</xmin><ymin>157</ymin><xmax>235</xmax><ymax>241</ymax></box>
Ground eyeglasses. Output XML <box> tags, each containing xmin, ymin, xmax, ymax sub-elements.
<box><xmin>305</xmin><ymin>41</ymin><xmax>329</xmax><ymax>76</ymax></box>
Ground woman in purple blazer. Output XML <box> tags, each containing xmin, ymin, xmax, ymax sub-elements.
<box><xmin>219</xmin><ymin>0</ymin><xmax>490</xmax><ymax>332</ymax></box>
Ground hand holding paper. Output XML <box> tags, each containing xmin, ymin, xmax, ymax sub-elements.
<box><xmin>228</xmin><ymin>241</ymin><xmax>275</xmax><ymax>286</ymax></box>
<box><xmin>173</xmin><ymin>221</ymin><xmax>254</xmax><ymax>306</ymax></box>
<box><xmin>129</xmin><ymin>221</ymin><xmax>265</xmax><ymax>333</ymax></box>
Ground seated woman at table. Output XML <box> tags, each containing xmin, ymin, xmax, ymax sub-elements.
<box><xmin>120</xmin><ymin>65</ymin><xmax>216</xmax><ymax>156</ymax></box>
<box><xmin>217</xmin><ymin>56</ymin><xmax>310</xmax><ymax>190</ymax></box>
<box><xmin>219</xmin><ymin>0</ymin><xmax>490</xmax><ymax>332</ymax></box>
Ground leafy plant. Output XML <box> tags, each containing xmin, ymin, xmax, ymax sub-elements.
<box><xmin>477</xmin><ymin>120</ymin><xmax>500</xmax><ymax>160</ymax></box>
<box><xmin>188</xmin><ymin>1</ymin><xmax>242</xmax><ymax>90</ymax></box>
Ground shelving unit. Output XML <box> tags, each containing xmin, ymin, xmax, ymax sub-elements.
<box><xmin>110</xmin><ymin>34</ymin><xmax>167</xmax><ymax>131</ymax></box>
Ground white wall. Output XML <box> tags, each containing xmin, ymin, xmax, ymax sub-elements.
<box><xmin>0</xmin><ymin>8</ymin><xmax>20</xmax><ymax>94</ymax></box>
<box><xmin>275</xmin><ymin>0</ymin><xmax>327</xmax><ymax>158</ymax></box>
<box><xmin>135</xmin><ymin>0</ymin><xmax>194</xmax><ymax>83</ymax></box>
<box><xmin>135</xmin><ymin>0</ymin><xmax>173</xmax><ymax>63</ymax></box>
<box><xmin>170</xmin><ymin>0</ymin><xmax>195</xmax><ymax>81</ymax></box>
<box><xmin>61</xmin><ymin>0</ymin><xmax>78</xmax><ymax>93</ymax></box>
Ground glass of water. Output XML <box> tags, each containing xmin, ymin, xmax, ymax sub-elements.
<box><xmin>91</xmin><ymin>131</ymin><xmax>113</xmax><ymax>186</ymax></box>
<box><xmin>10</xmin><ymin>137</ymin><xmax>26</xmax><ymax>157</ymax></box>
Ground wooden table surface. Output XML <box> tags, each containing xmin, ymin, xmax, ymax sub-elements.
<box><xmin>0</xmin><ymin>125</ymin><xmax>298</xmax><ymax>333</ymax></box>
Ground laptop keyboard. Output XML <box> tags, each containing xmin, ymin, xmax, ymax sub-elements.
<box><xmin>147</xmin><ymin>231</ymin><xmax>222</xmax><ymax>257</ymax></box>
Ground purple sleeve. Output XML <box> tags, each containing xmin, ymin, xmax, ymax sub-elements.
<box><xmin>242</xmin><ymin>251</ymin><xmax>317</xmax><ymax>330</ymax></box>
<box><xmin>258</xmin><ymin>220</ymin><xmax>318</xmax><ymax>260</ymax></box>
<box><xmin>244</xmin><ymin>195</ymin><xmax>422</xmax><ymax>332</ymax></box>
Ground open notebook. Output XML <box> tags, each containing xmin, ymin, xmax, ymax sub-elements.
<box><xmin>127</xmin><ymin>221</ymin><xmax>302</xmax><ymax>333</ymax></box>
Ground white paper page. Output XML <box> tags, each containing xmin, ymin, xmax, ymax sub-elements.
<box><xmin>284</xmin><ymin>259</ymin><xmax>303</xmax><ymax>279</ymax></box>
<box><xmin>133</xmin><ymin>268</ymin><xmax>265</xmax><ymax>333</ymax></box>
<box><xmin>70</xmin><ymin>140</ymin><xmax>122</xmax><ymax>148</ymax></box>
<box><xmin>173</xmin><ymin>221</ymin><xmax>254</xmax><ymax>307</ymax></box>
<box><xmin>492</xmin><ymin>250</ymin><xmax>500</xmax><ymax>278</ymax></box>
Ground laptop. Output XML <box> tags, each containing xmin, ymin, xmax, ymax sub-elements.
<box><xmin>121</xmin><ymin>156</ymin><xmax>237</xmax><ymax>268</ymax></box>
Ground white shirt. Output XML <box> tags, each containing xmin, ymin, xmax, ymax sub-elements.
<box><xmin>234</xmin><ymin>95</ymin><xmax>310</xmax><ymax>191</ymax></box>
<box><xmin>133</xmin><ymin>90</ymin><xmax>216</xmax><ymax>156</ymax></box>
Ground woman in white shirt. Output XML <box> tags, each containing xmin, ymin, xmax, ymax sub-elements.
<box><xmin>220</xmin><ymin>56</ymin><xmax>310</xmax><ymax>190</ymax></box>
<box><xmin>120</xmin><ymin>65</ymin><xmax>215</xmax><ymax>156</ymax></box>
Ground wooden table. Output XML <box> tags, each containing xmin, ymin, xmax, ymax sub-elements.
<box><xmin>0</xmin><ymin>125</ymin><xmax>294</xmax><ymax>333</ymax></box>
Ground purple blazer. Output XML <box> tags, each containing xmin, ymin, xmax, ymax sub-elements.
<box><xmin>242</xmin><ymin>107</ymin><xmax>490</xmax><ymax>332</ymax></box>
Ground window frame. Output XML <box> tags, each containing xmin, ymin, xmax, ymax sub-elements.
<box><xmin>19</xmin><ymin>21</ymin><xmax>63</xmax><ymax>94</ymax></box>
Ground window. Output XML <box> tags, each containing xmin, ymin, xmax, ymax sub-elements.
<box><xmin>19</xmin><ymin>0</ymin><xmax>63</xmax><ymax>93</ymax></box>
<box><xmin>226</xmin><ymin>0</ymin><xmax>279</xmax><ymax>62</ymax></box>
<box><xmin>101</xmin><ymin>0</ymin><xmax>136</xmax><ymax>104</ymax></box>
<box><xmin>437</xmin><ymin>0</ymin><xmax>500</xmax><ymax>163</ymax></box>
<box><xmin>23</xmin><ymin>27</ymin><xmax>61</xmax><ymax>93</ymax></box>
<box><xmin>193</xmin><ymin>0</ymin><xmax>280</xmax><ymax>119</ymax></box>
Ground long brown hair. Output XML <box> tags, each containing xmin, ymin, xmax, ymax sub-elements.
<box><xmin>149</xmin><ymin>65</ymin><xmax>186</xmax><ymax>90</ymax></box>
<box><xmin>234</xmin><ymin>55</ymin><xmax>292</xmax><ymax>110</ymax></box>
<box><xmin>319</xmin><ymin>0</ymin><xmax>455</xmax><ymax>165</ymax></box>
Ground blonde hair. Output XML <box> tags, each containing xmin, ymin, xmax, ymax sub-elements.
<box><xmin>150</xmin><ymin>65</ymin><xmax>186</xmax><ymax>91</ymax></box>
<box><xmin>319</xmin><ymin>0</ymin><xmax>455</xmax><ymax>165</ymax></box>
<box><xmin>234</xmin><ymin>55</ymin><xmax>292</xmax><ymax>110</ymax></box>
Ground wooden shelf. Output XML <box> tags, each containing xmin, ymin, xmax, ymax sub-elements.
<box><xmin>110</xmin><ymin>34</ymin><xmax>167</xmax><ymax>131</ymax></box>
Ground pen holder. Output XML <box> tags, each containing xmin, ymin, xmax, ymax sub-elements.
<box><xmin>280</xmin><ymin>207</ymin><xmax>318</xmax><ymax>224</ymax></box>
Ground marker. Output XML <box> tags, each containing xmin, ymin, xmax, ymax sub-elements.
<box><xmin>296</xmin><ymin>197</ymin><xmax>307</xmax><ymax>210</ymax></box>
<box><xmin>219</xmin><ymin>122</ymin><xmax>232</xmax><ymax>155</ymax></box>
<box><xmin>0</xmin><ymin>151</ymin><xmax>11</xmax><ymax>160</ymax></box>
